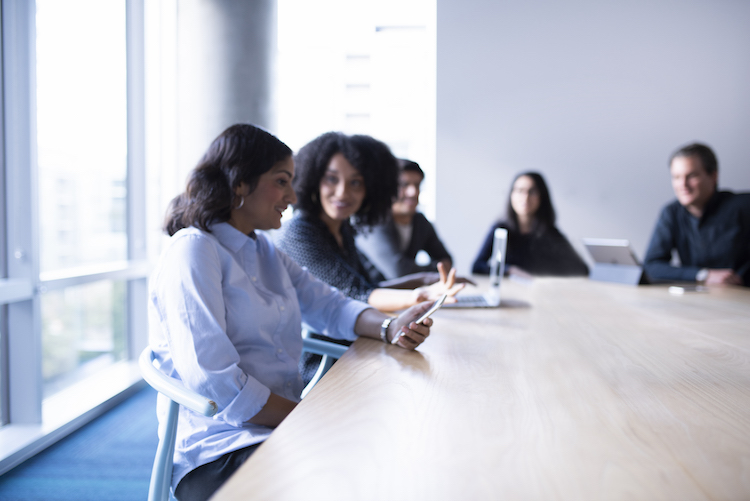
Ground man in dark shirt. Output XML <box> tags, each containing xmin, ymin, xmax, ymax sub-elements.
<box><xmin>644</xmin><ymin>143</ymin><xmax>750</xmax><ymax>286</ymax></box>
<box><xmin>356</xmin><ymin>159</ymin><xmax>453</xmax><ymax>280</ymax></box>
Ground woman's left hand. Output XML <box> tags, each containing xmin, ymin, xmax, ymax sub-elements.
<box><xmin>414</xmin><ymin>262</ymin><xmax>465</xmax><ymax>303</ymax></box>
<box><xmin>417</xmin><ymin>268</ymin><xmax>476</xmax><ymax>287</ymax></box>
<box><xmin>387</xmin><ymin>301</ymin><xmax>434</xmax><ymax>349</ymax></box>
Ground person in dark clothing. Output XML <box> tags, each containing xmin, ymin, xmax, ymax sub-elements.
<box><xmin>472</xmin><ymin>172</ymin><xmax>588</xmax><ymax>277</ymax></box>
<box><xmin>356</xmin><ymin>159</ymin><xmax>453</xmax><ymax>280</ymax></box>
<box><xmin>643</xmin><ymin>143</ymin><xmax>750</xmax><ymax>286</ymax></box>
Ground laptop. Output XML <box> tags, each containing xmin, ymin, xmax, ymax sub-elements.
<box><xmin>582</xmin><ymin>238</ymin><xmax>640</xmax><ymax>266</ymax></box>
<box><xmin>444</xmin><ymin>228</ymin><xmax>508</xmax><ymax>308</ymax></box>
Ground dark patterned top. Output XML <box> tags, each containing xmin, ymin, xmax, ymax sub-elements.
<box><xmin>277</xmin><ymin>211</ymin><xmax>385</xmax><ymax>303</ymax></box>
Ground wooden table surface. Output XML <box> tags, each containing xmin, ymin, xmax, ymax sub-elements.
<box><xmin>213</xmin><ymin>278</ymin><xmax>750</xmax><ymax>501</ymax></box>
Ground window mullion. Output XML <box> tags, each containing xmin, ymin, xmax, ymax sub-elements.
<box><xmin>126</xmin><ymin>0</ymin><xmax>148</xmax><ymax>359</ymax></box>
<box><xmin>3</xmin><ymin>0</ymin><xmax>43</xmax><ymax>425</ymax></box>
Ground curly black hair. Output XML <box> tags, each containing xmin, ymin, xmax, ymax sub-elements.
<box><xmin>293</xmin><ymin>132</ymin><xmax>399</xmax><ymax>229</ymax></box>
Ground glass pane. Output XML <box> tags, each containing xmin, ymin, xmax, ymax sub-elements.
<box><xmin>278</xmin><ymin>0</ymin><xmax>437</xmax><ymax>218</ymax></box>
<box><xmin>36</xmin><ymin>0</ymin><xmax>128</xmax><ymax>273</ymax></box>
<box><xmin>41</xmin><ymin>280</ymin><xmax>127</xmax><ymax>398</ymax></box>
<box><xmin>0</xmin><ymin>306</ymin><xmax>4</xmax><ymax>426</ymax></box>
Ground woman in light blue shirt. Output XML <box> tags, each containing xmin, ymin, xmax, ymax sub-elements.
<box><xmin>149</xmin><ymin>124</ymin><xmax>434</xmax><ymax>501</ymax></box>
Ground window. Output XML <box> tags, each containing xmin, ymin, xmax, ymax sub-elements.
<box><xmin>41</xmin><ymin>280</ymin><xmax>127</xmax><ymax>398</ymax></box>
<box><xmin>0</xmin><ymin>0</ymin><xmax>148</xmax><ymax>471</ymax></box>
<box><xmin>36</xmin><ymin>0</ymin><xmax>130</xmax><ymax>397</ymax></box>
<box><xmin>277</xmin><ymin>0</ymin><xmax>437</xmax><ymax>218</ymax></box>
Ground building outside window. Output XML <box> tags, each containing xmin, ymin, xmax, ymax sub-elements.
<box><xmin>36</xmin><ymin>0</ymin><xmax>129</xmax><ymax>399</ymax></box>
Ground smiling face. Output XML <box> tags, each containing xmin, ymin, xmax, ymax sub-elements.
<box><xmin>392</xmin><ymin>170</ymin><xmax>423</xmax><ymax>218</ymax></box>
<box><xmin>510</xmin><ymin>175</ymin><xmax>541</xmax><ymax>219</ymax></box>
<box><xmin>670</xmin><ymin>155</ymin><xmax>717</xmax><ymax>216</ymax></box>
<box><xmin>231</xmin><ymin>156</ymin><xmax>297</xmax><ymax>234</ymax></box>
<box><xmin>318</xmin><ymin>153</ymin><xmax>366</xmax><ymax>224</ymax></box>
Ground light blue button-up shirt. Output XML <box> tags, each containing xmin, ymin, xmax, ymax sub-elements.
<box><xmin>148</xmin><ymin>222</ymin><xmax>369</xmax><ymax>487</ymax></box>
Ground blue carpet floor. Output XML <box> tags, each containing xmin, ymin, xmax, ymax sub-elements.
<box><xmin>0</xmin><ymin>385</ymin><xmax>159</xmax><ymax>501</ymax></box>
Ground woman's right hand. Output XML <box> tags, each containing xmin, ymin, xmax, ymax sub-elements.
<box><xmin>413</xmin><ymin>262</ymin><xmax>465</xmax><ymax>303</ymax></box>
<box><xmin>388</xmin><ymin>302</ymin><xmax>434</xmax><ymax>349</ymax></box>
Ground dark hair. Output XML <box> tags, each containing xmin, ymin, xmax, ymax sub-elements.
<box><xmin>669</xmin><ymin>142</ymin><xmax>718</xmax><ymax>176</ymax></box>
<box><xmin>163</xmin><ymin>123</ymin><xmax>292</xmax><ymax>236</ymax></box>
<box><xmin>398</xmin><ymin>158</ymin><xmax>425</xmax><ymax>179</ymax></box>
<box><xmin>504</xmin><ymin>171</ymin><xmax>556</xmax><ymax>235</ymax></box>
<box><xmin>293</xmin><ymin>132</ymin><xmax>398</xmax><ymax>229</ymax></box>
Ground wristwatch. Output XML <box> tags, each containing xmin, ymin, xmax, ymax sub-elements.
<box><xmin>380</xmin><ymin>317</ymin><xmax>394</xmax><ymax>343</ymax></box>
<box><xmin>696</xmin><ymin>268</ymin><xmax>709</xmax><ymax>283</ymax></box>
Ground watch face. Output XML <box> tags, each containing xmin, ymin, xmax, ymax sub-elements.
<box><xmin>381</xmin><ymin>317</ymin><xmax>393</xmax><ymax>342</ymax></box>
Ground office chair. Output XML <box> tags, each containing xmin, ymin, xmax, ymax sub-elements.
<box><xmin>140</xmin><ymin>337</ymin><xmax>348</xmax><ymax>500</ymax></box>
<box><xmin>300</xmin><ymin>332</ymin><xmax>348</xmax><ymax>398</ymax></box>
<box><xmin>139</xmin><ymin>347</ymin><xmax>218</xmax><ymax>501</ymax></box>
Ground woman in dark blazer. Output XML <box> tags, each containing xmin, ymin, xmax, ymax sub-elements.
<box><xmin>472</xmin><ymin>172</ymin><xmax>588</xmax><ymax>277</ymax></box>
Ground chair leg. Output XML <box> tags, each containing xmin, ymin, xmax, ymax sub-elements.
<box><xmin>149</xmin><ymin>400</ymin><xmax>179</xmax><ymax>501</ymax></box>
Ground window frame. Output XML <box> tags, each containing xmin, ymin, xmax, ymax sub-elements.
<box><xmin>0</xmin><ymin>0</ymin><xmax>149</xmax><ymax>474</ymax></box>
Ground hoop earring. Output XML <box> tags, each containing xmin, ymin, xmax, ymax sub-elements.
<box><xmin>235</xmin><ymin>196</ymin><xmax>244</xmax><ymax>209</ymax></box>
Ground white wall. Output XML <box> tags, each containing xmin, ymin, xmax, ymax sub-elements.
<box><xmin>436</xmin><ymin>0</ymin><xmax>750</xmax><ymax>275</ymax></box>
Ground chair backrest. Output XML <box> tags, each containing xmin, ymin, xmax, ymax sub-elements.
<box><xmin>300</xmin><ymin>334</ymin><xmax>348</xmax><ymax>398</ymax></box>
<box><xmin>139</xmin><ymin>347</ymin><xmax>217</xmax><ymax>501</ymax></box>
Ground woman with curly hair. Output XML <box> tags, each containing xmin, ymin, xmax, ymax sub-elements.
<box><xmin>472</xmin><ymin>171</ymin><xmax>588</xmax><ymax>277</ymax></box>
<box><xmin>150</xmin><ymin>124</ymin><xmax>436</xmax><ymax>501</ymax></box>
<box><xmin>277</xmin><ymin>132</ymin><xmax>464</xmax><ymax>313</ymax></box>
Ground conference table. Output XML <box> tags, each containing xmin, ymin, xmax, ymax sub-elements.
<box><xmin>213</xmin><ymin>277</ymin><xmax>750</xmax><ymax>500</ymax></box>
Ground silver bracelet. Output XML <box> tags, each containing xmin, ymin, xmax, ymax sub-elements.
<box><xmin>380</xmin><ymin>317</ymin><xmax>394</xmax><ymax>343</ymax></box>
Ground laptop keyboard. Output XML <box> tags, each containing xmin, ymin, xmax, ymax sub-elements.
<box><xmin>453</xmin><ymin>294</ymin><xmax>490</xmax><ymax>307</ymax></box>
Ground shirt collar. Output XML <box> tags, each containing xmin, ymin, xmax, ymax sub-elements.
<box><xmin>209</xmin><ymin>222</ymin><xmax>256</xmax><ymax>253</ymax></box>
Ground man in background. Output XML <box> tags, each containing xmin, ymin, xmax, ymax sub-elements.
<box><xmin>357</xmin><ymin>159</ymin><xmax>453</xmax><ymax>280</ymax></box>
<box><xmin>644</xmin><ymin>143</ymin><xmax>750</xmax><ymax>286</ymax></box>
